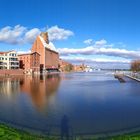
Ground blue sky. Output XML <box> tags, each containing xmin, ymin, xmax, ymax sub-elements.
<box><xmin>0</xmin><ymin>0</ymin><xmax>140</xmax><ymax>68</ymax></box>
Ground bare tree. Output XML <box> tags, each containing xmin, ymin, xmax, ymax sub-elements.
<box><xmin>131</xmin><ymin>60</ymin><xmax>140</xmax><ymax>72</ymax></box>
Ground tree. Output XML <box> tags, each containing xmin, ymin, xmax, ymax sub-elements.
<box><xmin>65</xmin><ymin>64</ymin><xmax>74</xmax><ymax>72</ymax></box>
<box><xmin>131</xmin><ymin>60</ymin><xmax>140</xmax><ymax>72</ymax></box>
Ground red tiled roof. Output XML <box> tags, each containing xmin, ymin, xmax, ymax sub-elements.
<box><xmin>0</xmin><ymin>50</ymin><xmax>15</xmax><ymax>54</ymax></box>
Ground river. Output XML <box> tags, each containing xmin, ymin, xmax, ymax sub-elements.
<box><xmin>0</xmin><ymin>71</ymin><xmax>140</xmax><ymax>137</ymax></box>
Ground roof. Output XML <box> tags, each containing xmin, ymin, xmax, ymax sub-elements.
<box><xmin>18</xmin><ymin>52</ymin><xmax>40</xmax><ymax>56</ymax></box>
<box><xmin>39</xmin><ymin>35</ymin><xmax>58</xmax><ymax>53</ymax></box>
<box><xmin>0</xmin><ymin>50</ymin><xmax>15</xmax><ymax>54</ymax></box>
<box><xmin>45</xmin><ymin>47</ymin><xmax>59</xmax><ymax>54</ymax></box>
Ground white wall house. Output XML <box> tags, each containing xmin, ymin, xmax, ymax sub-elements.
<box><xmin>0</xmin><ymin>50</ymin><xmax>19</xmax><ymax>69</ymax></box>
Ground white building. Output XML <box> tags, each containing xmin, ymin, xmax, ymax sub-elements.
<box><xmin>0</xmin><ymin>50</ymin><xmax>19</xmax><ymax>69</ymax></box>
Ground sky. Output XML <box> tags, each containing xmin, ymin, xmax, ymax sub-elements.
<box><xmin>0</xmin><ymin>0</ymin><xmax>140</xmax><ymax>69</ymax></box>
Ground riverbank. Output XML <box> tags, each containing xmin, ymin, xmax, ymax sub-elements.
<box><xmin>0</xmin><ymin>69</ymin><xmax>24</xmax><ymax>76</ymax></box>
<box><xmin>115</xmin><ymin>71</ymin><xmax>140</xmax><ymax>82</ymax></box>
<box><xmin>0</xmin><ymin>123</ymin><xmax>58</xmax><ymax>140</ymax></box>
<box><xmin>125</xmin><ymin>74</ymin><xmax>140</xmax><ymax>82</ymax></box>
<box><xmin>1</xmin><ymin>123</ymin><xmax>140</xmax><ymax>140</ymax></box>
<box><xmin>124</xmin><ymin>71</ymin><xmax>140</xmax><ymax>82</ymax></box>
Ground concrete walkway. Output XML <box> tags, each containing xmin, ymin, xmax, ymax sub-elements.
<box><xmin>125</xmin><ymin>74</ymin><xmax>140</xmax><ymax>82</ymax></box>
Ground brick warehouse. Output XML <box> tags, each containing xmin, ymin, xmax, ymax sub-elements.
<box><xmin>31</xmin><ymin>32</ymin><xmax>59</xmax><ymax>72</ymax></box>
<box><xmin>18</xmin><ymin>52</ymin><xmax>40</xmax><ymax>74</ymax></box>
<box><xmin>18</xmin><ymin>32</ymin><xmax>59</xmax><ymax>74</ymax></box>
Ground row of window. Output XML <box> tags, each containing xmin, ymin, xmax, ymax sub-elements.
<box><xmin>9</xmin><ymin>53</ymin><xmax>17</xmax><ymax>57</ymax></box>
<box><xmin>9</xmin><ymin>58</ymin><xmax>18</xmax><ymax>61</ymax></box>
<box><xmin>0</xmin><ymin>53</ymin><xmax>17</xmax><ymax>57</ymax></box>
<box><xmin>0</xmin><ymin>57</ymin><xmax>18</xmax><ymax>61</ymax></box>
<box><xmin>0</xmin><ymin>57</ymin><xmax>6</xmax><ymax>60</ymax></box>
<box><xmin>0</xmin><ymin>67</ymin><xmax>19</xmax><ymax>69</ymax></box>
<box><xmin>20</xmin><ymin>55</ymin><xmax>39</xmax><ymax>60</ymax></box>
<box><xmin>0</xmin><ymin>62</ymin><xmax>19</xmax><ymax>65</ymax></box>
<box><xmin>0</xmin><ymin>62</ymin><xmax>7</xmax><ymax>65</ymax></box>
<box><xmin>10</xmin><ymin>62</ymin><xmax>19</xmax><ymax>65</ymax></box>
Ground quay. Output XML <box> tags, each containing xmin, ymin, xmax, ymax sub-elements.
<box><xmin>125</xmin><ymin>74</ymin><xmax>140</xmax><ymax>82</ymax></box>
<box><xmin>114</xmin><ymin>73</ymin><xmax>126</xmax><ymax>83</ymax></box>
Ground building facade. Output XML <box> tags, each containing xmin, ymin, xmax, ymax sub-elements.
<box><xmin>31</xmin><ymin>32</ymin><xmax>59</xmax><ymax>72</ymax></box>
<box><xmin>0</xmin><ymin>50</ymin><xmax>19</xmax><ymax>69</ymax></box>
<box><xmin>18</xmin><ymin>52</ymin><xmax>40</xmax><ymax>74</ymax></box>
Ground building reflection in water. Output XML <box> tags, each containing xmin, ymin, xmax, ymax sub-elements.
<box><xmin>0</xmin><ymin>74</ymin><xmax>61</xmax><ymax>111</ymax></box>
<box><xmin>0</xmin><ymin>77</ymin><xmax>21</xmax><ymax>97</ymax></box>
<box><xmin>20</xmin><ymin>74</ymin><xmax>61</xmax><ymax>110</ymax></box>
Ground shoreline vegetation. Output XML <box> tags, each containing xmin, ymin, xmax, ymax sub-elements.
<box><xmin>1</xmin><ymin>123</ymin><xmax>140</xmax><ymax>140</ymax></box>
<box><xmin>0</xmin><ymin>123</ymin><xmax>57</xmax><ymax>140</ymax></box>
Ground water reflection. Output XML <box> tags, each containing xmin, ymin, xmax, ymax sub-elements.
<box><xmin>20</xmin><ymin>74</ymin><xmax>61</xmax><ymax>110</ymax></box>
<box><xmin>0</xmin><ymin>74</ymin><xmax>61</xmax><ymax>111</ymax></box>
<box><xmin>0</xmin><ymin>77</ymin><xmax>20</xmax><ymax>97</ymax></box>
<box><xmin>1</xmin><ymin>72</ymin><xmax>140</xmax><ymax>136</ymax></box>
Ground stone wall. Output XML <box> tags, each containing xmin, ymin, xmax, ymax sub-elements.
<box><xmin>0</xmin><ymin>69</ymin><xmax>24</xmax><ymax>75</ymax></box>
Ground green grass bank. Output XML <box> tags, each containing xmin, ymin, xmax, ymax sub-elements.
<box><xmin>1</xmin><ymin>123</ymin><xmax>140</xmax><ymax>140</ymax></box>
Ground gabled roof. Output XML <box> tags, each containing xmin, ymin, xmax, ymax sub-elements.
<box><xmin>0</xmin><ymin>50</ymin><xmax>15</xmax><ymax>54</ymax></box>
<box><xmin>38</xmin><ymin>35</ymin><xmax>58</xmax><ymax>53</ymax></box>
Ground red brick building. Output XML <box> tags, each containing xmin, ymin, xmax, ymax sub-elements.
<box><xmin>18</xmin><ymin>52</ymin><xmax>40</xmax><ymax>74</ymax></box>
<box><xmin>31</xmin><ymin>32</ymin><xmax>59</xmax><ymax>72</ymax></box>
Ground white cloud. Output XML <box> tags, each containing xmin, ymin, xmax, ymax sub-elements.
<box><xmin>84</xmin><ymin>38</ymin><xmax>114</xmax><ymax>48</ymax></box>
<box><xmin>60</xmin><ymin>56</ymin><xmax>130</xmax><ymax>69</ymax></box>
<box><xmin>24</xmin><ymin>28</ymin><xmax>41</xmax><ymax>43</ymax></box>
<box><xmin>58</xmin><ymin>46</ymin><xmax>140</xmax><ymax>59</ymax></box>
<box><xmin>83</xmin><ymin>39</ymin><xmax>93</xmax><ymax>45</ymax></box>
<box><xmin>95</xmin><ymin>39</ymin><xmax>107</xmax><ymax>46</ymax></box>
<box><xmin>60</xmin><ymin>56</ymin><xmax>130</xmax><ymax>64</ymax></box>
<box><xmin>17</xmin><ymin>50</ymin><xmax>31</xmax><ymax>54</ymax></box>
<box><xmin>0</xmin><ymin>25</ymin><xmax>73</xmax><ymax>45</ymax></box>
<box><xmin>0</xmin><ymin>25</ymin><xmax>26</xmax><ymax>44</ymax></box>
<box><xmin>47</xmin><ymin>25</ymin><xmax>74</xmax><ymax>41</ymax></box>
<box><xmin>58</xmin><ymin>39</ymin><xmax>137</xmax><ymax>68</ymax></box>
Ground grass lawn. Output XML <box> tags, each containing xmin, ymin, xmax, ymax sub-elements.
<box><xmin>0</xmin><ymin>124</ymin><xmax>58</xmax><ymax>140</ymax></box>
<box><xmin>1</xmin><ymin>123</ymin><xmax>140</xmax><ymax>140</ymax></box>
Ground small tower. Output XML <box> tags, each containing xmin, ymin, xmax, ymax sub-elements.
<box><xmin>40</xmin><ymin>32</ymin><xmax>49</xmax><ymax>44</ymax></box>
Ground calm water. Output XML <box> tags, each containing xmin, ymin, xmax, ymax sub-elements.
<box><xmin>0</xmin><ymin>72</ymin><xmax>140</xmax><ymax>136</ymax></box>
